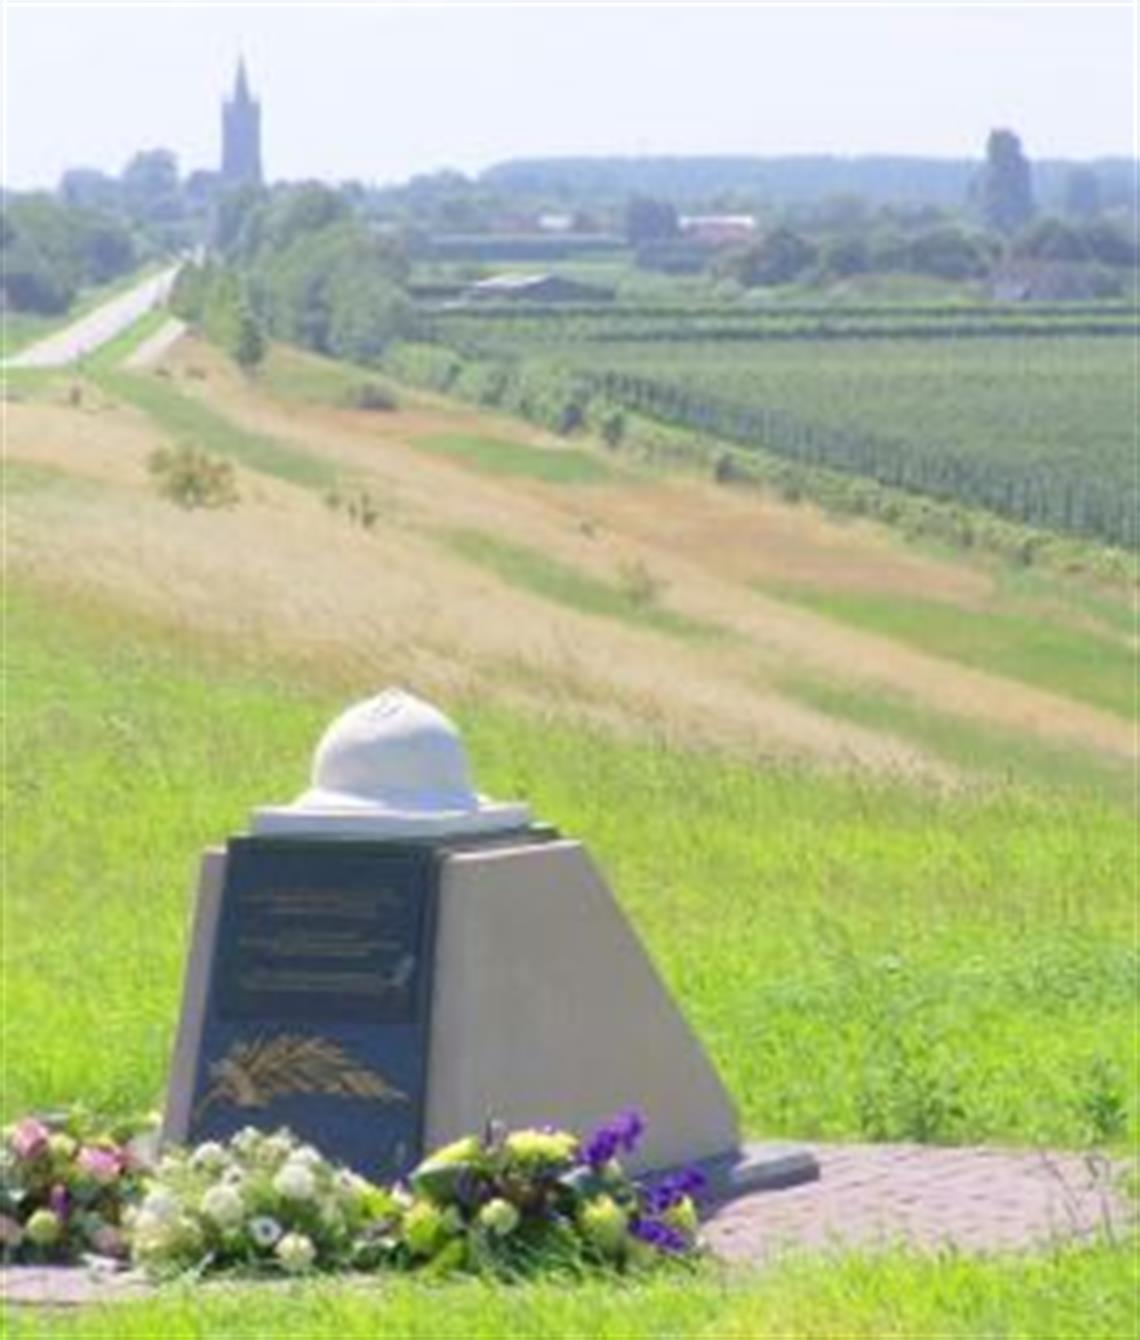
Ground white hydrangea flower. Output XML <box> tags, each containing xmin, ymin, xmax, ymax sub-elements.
<box><xmin>273</xmin><ymin>1160</ymin><xmax>317</xmax><ymax>1201</ymax></box>
<box><xmin>231</xmin><ymin>1127</ymin><xmax>264</xmax><ymax>1157</ymax></box>
<box><xmin>200</xmin><ymin>1183</ymin><xmax>245</xmax><ymax>1228</ymax></box>
<box><xmin>190</xmin><ymin>1141</ymin><xmax>228</xmax><ymax>1174</ymax></box>
<box><xmin>140</xmin><ymin>1188</ymin><xmax>179</xmax><ymax>1225</ymax></box>
<box><xmin>275</xmin><ymin>1231</ymin><xmax>316</xmax><ymax>1273</ymax></box>
<box><xmin>248</xmin><ymin>1215</ymin><xmax>283</xmax><ymax>1248</ymax></box>
<box><xmin>290</xmin><ymin>1144</ymin><xmax>324</xmax><ymax>1168</ymax></box>
<box><xmin>261</xmin><ymin>1133</ymin><xmax>296</xmax><ymax>1164</ymax></box>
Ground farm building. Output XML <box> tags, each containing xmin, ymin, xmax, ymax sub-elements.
<box><xmin>680</xmin><ymin>215</ymin><xmax>758</xmax><ymax>245</ymax></box>
<box><xmin>465</xmin><ymin>273</ymin><xmax>615</xmax><ymax>303</ymax></box>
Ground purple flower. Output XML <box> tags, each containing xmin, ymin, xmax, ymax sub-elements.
<box><xmin>11</xmin><ymin>1119</ymin><xmax>49</xmax><ymax>1162</ymax></box>
<box><xmin>640</xmin><ymin>1167</ymin><xmax>706</xmax><ymax>1214</ymax></box>
<box><xmin>48</xmin><ymin>1184</ymin><xmax>71</xmax><ymax>1219</ymax></box>
<box><xmin>630</xmin><ymin>1216</ymin><xmax>688</xmax><ymax>1253</ymax></box>
<box><xmin>583</xmin><ymin>1110</ymin><xmax>646</xmax><ymax>1168</ymax></box>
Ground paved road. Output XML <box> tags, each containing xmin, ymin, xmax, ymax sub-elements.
<box><xmin>4</xmin><ymin>264</ymin><xmax>181</xmax><ymax>370</ymax></box>
<box><xmin>123</xmin><ymin>316</ymin><xmax>188</xmax><ymax>370</ymax></box>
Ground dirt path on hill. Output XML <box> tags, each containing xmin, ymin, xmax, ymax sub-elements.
<box><xmin>154</xmin><ymin>346</ymin><xmax>1134</xmax><ymax>763</ymax></box>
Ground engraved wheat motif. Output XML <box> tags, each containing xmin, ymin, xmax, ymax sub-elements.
<box><xmin>194</xmin><ymin>1034</ymin><xmax>407</xmax><ymax>1123</ymax></box>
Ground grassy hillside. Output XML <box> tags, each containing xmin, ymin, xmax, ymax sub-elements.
<box><xmin>3</xmin><ymin>332</ymin><xmax>1136</xmax><ymax>1335</ymax></box>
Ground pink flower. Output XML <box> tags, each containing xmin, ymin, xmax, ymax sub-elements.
<box><xmin>77</xmin><ymin>1146</ymin><xmax>122</xmax><ymax>1185</ymax></box>
<box><xmin>11</xmin><ymin>1119</ymin><xmax>49</xmax><ymax>1161</ymax></box>
<box><xmin>0</xmin><ymin>1215</ymin><xmax>24</xmax><ymax>1248</ymax></box>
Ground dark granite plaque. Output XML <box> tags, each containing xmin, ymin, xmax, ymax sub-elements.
<box><xmin>184</xmin><ymin>837</ymin><xmax>442</xmax><ymax>1181</ymax></box>
<box><xmin>170</xmin><ymin>826</ymin><xmax>558</xmax><ymax>1180</ymax></box>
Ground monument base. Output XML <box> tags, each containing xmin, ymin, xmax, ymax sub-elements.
<box><xmin>165</xmin><ymin>832</ymin><xmax>769</xmax><ymax>1186</ymax></box>
<box><xmin>689</xmin><ymin>1142</ymin><xmax>820</xmax><ymax>1201</ymax></box>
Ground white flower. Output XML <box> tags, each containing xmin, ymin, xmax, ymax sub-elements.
<box><xmin>261</xmin><ymin>1133</ymin><xmax>295</xmax><ymax>1164</ymax></box>
<box><xmin>190</xmin><ymin>1141</ymin><xmax>228</xmax><ymax>1174</ymax></box>
<box><xmin>248</xmin><ymin>1215</ymin><xmax>283</xmax><ymax>1248</ymax></box>
<box><xmin>231</xmin><ymin>1127</ymin><xmax>264</xmax><ymax>1157</ymax></box>
<box><xmin>275</xmin><ymin>1231</ymin><xmax>316</xmax><ymax>1273</ymax></box>
<box><xmin>290</xmin><ymin>1144</ymin><xmax>324</xmax><ymax>1168</ymax></box>
<box><xmin>273</xmin><ymin>1160</ymin><xmax>317</xmax><ymax>1201</ymax></box>
<box><xmin>140</xmin><ymin>1188</ymin><xmax>179</xmax><ymax>1225</ymax></box>
<box><xmin>200</xmin><ymin>1183</ymin><xmax>245</xmax><ymax>1228</ymax></box>
<box><xmin>334</xmin><ymin>1170</ymin><xmax>369</xmax><ymax>1204</ymax></box>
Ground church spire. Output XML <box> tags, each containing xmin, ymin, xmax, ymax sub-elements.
<box><xmin>234</xmin><ymin>57</ymin><xmax>252</xmax><ymax>104</ymax></box>
<box><xmin>222</xmin><ymin>57</ymin><xmax>262</xmax><ymax>185</ymax></box>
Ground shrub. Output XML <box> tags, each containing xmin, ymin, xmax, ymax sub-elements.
<box><xmin>346</xmin><ymin>382</ymin><xmax>398</xmax><ymax>412</ymax></box>
<box><xmin>148</xmin><ymin>446</ymin><xmax>239</xmax><ymax>510</ymax></box>
<box><xmin>618</xmin><ymin>559</ymin><xmax>665</xmax><ymax>609</ymax></box>
<box><xmin>324</xmin><ymin>486</ymin><xmax>381</xmax><ymax>530</ymax></box>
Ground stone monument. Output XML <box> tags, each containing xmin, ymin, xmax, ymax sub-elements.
<box><xmin>164</xmin><ymin>689</ymin><xmax>817</xmax><ymax>1194</ymax></box>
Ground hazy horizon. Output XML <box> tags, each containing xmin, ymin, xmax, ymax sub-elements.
<box><xmin>3</xmin><ymin>3</ymin><xmax>1136</xmax><ymax>191</ymax></box>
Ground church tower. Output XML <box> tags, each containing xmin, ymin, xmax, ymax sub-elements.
<box><xmin>221</xmin><ymin>59</ymin><xmax>263</xmax><ymax>186</ymax></box>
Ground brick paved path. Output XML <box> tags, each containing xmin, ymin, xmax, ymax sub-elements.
<box><xmin>705</xmin><ymin>1142</ymin><xmax>1131</xmax><ymax>1261</ymax></box>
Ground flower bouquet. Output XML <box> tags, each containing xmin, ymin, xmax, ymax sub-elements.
<box><xmin>0</xmin><ymin>1111</ymin><xmax>154</xmax><ymax>1264</ymax></box>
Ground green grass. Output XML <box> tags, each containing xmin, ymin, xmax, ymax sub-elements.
<box><xmin>440</xmin><ymin>529</ymin><xmax>721</xmax><ymax>642</ymax></box>
<box><xmin>259</xmin><ymin>345</ymin><xmax>402</xmax><ymax>408</ymax></box>
<box><xmin>7</xmin><ymin>1238</ymin><xmax>1138</xmax><ymax>1339</ymax></box>
<box><xmin>784</xmin><ymin>674</ymin><xmax>1135</xmax><ymax>804</ymax></box>
<box><xmin>764</xmin><ymin>583</ymin><xmax>1137</xmax><ymax>719</ymax></box>
<box><xmin>95</xmin><ymin>370</ymin><xmax>339</xmax><ymax>490</ymax></box>
<box><xmin>5</xmin><ymin>580</ymin><xmax>1135</xmax><ymax>1153</ymax></box>
<box><xmin>81</xmin><ymin>307</ymin><xmax>172</xmax><ymax>373</ymax></box>
<box><xmin>415</xmin><ymin>433</ymin><xmax>617</xmax><ymax>485</ymax></box>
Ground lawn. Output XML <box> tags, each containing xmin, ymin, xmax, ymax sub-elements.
<box><xmin>6</xmin><ymin>1241</ymin><xmax>1136</xmax><ymax>1339</ymax></box>
<box><xmin>6</xmin><ymin>581</ymin><xmax>1134</xmax><ymax>1149</ymax></box>
<box><xmin>414</xmin><ymin>432</ymin><xmax>618</xmax><ymax>485</ymax></box>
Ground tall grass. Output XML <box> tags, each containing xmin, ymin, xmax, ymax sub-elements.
<box><xmin>763</xmin><ymin>583</ymin><xmax>1136</xmax><ymax>718</ymax></box>
<box><xmin>5</xmin><ymin>581</ymin><xmax>1134</xmax><ymax>1150</ymax></box>
<box><xmin>441</xmin><ymin>530</ymin><xmax>721</xmax><ymax>642</ymax></box>
<box><xmin>95</xmin><ymin>370</ymin><xmax>338</xmax><ymax>490</ymax></box>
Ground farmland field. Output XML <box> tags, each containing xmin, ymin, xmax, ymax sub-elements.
<box><xmin>409</xmin><ymin>316</ymin><xmax>1139</xmax><ymax>549</ymax></box>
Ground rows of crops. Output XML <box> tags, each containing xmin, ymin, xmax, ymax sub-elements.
<box><xmin>421</xmin><ymin>308</ymin><xmax>1137</xmax><ymax>549</ymax></box>
<box><xmin>430</xmin><ymin>305</ymin><xmax>1139</xmax><ymax>349</ymax></box>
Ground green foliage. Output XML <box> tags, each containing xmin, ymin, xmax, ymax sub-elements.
<box><xmin>147</xmin><ymin>446</ymin><xmax>239</xmax><ymax>510</ymax></box>
<box><xmin>251</xmin><ymin>220</ymin><xmax>413</xmax><ymax>360</ymax></box>
<box><xmin>1</xmin><ymin>195</ymin><xmax>136</xmax><ymax>314</ymax></box>
<box><xmin>714</xmin><ymin>227</ymin><xmax>817</xmax><ymax>287</ymax></box>
<box><xmin>171</xmin><ymin>262</ymin><xmax>267</xmax><ymax>373</ymax></box>
<box><xmin>346</xmin><ymin>381</ymin><xmax>398</xmax><ymax>411</ymax></box>
<box><xmin>979</xmin><ymin>129</ymin><xmax>1035</xmax><ymax>234</ymax></box>
<box><xmin>624</xmin><ymin>196</ymin><xmax>679</xmax><ymax>245</ymax></box>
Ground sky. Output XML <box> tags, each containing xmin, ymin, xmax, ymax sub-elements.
<box><xmin>2</xmin><ymin>2</ymin><xmax>1136</xmax><ymax>190</ymax></box>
